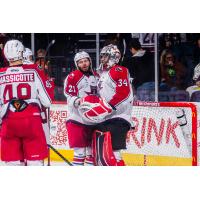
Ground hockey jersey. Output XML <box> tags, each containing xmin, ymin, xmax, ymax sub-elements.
<box><xmin>97</xmin><ymin>65</ymin><xmax>133</xmax><ymax>125</ymax></box>
<box><xmin>0</xmin><ymin>64</ymin><xmax>52</xmax><ymax>119</ymax></box>
<box><xmin>64</xmin><ymin>70</ymin><xmax>98</xmax><ymax>125</ymax></box>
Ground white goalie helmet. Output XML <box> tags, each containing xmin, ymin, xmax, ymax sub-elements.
<box><xmin>74</xmin><ymin>51</ymin><xmax>92</xmax><ymax>68</ymax></box>
<box><xmin>193</xmin><ymin>63</ymin><xmax>200</xmax><ymax>81</ymax></box>
<box><xmin>4</xmin><ymin>40</ymin><xmax>24</xmax><ymax>62</ymax></box>
<box><xmin>23</xmin><ymin>48</ymin><xmax>34</xmax><ymax>64</ymax></box>
<box><xmin>100</xmin><ymin>44</ymin><xmax>121</xmax><ymax>69</ymax></box>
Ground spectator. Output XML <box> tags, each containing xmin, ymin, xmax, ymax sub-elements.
<box><xmin>0</xmin><ymin>33</ymin><xmax>9</xmax><ymax>67</ymax></box>
<box><xmin>122</xmin><ymin>38</ymin><xmax>155</xmax><ymax>89</ymax></box>
<box><xmin>159</xmin><ymin>33</ymin><xmax>183</xmax><ymax>64</ymax></box>
<box><xmin>186</xmin><ymin>63</ymin><xmax>200</xmax><ymax>101</ymax></box>
<box><xmin>160</xmin><ymin>49</ymin><xmax>187</xmax><ymax>91</ymax></box>
<box><xmin>35</xmin><ymin>49</ymin><xmax>52</xmax><ymax>77</ymax></box>
<box><xmin>193</xmin><ymin>37</ymin><xmax>200</xmax><ymax>66</ymax></box>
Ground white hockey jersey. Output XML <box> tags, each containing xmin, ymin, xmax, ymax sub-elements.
<box><xmin>64</xmin><ymin>70</ymin><xmax>98</xmax><ymax>125</ymax></box>
<box><xmin>97</xmin><ymin>65</ymin><xmax>133</xmax><ymax>124</ymax></box>
<box><xmin>0</xmin><ymin>64</ymin><xmax>52</xmax><ymax>119</ymax></box>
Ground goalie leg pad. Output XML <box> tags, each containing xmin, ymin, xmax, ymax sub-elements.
<box><xmin>92</xmin><ymin>131</ymin><xmax>118</xmax><ymax>166</ymax></box>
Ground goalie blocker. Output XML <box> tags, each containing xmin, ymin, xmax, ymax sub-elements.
<box><xmin>92</xmin><ymin>118</ymin><xmax>131</xmax><ymax>166</ymax></box>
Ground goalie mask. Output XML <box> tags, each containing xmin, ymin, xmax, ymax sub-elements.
<box><xmin>193</xmin><ymin>63</ymin><xmax>200</xmax><ymax>82</ymax></box>
<box><xmin>99</xmin><ymin>44</ymin><xmax>121</xmax><ymax>70</ymax></box>
<box><xmin>4</xmin><ymin>40</ymin><xmax>24</xmax><ymax>62</ymax></box>
<box><xmin>78</xmin><ymin>95</ymin><xmax>113</xmax><ymax>123</ymax></box>
<box><xmin>23</xmin><ymin>48</ymin><xmax>34</xmax><ymax>64</ymax></box>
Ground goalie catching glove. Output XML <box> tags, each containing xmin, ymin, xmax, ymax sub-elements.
<box><xmin>78</xmin><ymin>95</ymin><xmax>114</xmax><ymax>123</ymax></box>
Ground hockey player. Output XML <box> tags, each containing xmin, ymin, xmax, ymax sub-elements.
<box><xmin>23</xmin><ymin>48</ymin><xmax>34</xmax><ymax>64</ymax></box>
<box><xmin>64</xmin><ymin>51</ymin><xmax>98</xmax><ymax>166</ymax></box>
<box><xmin>0</xmin><ymin>40</ymin><xmax>53</xmax><ymax>166</ymax></box>
<box><xmin>79</xmin><ymin>44</ymin><xmax>133</xmax><ymax>166</ymax></box>
<box><xmin>23</xmin><ymin>47</ymin><xmax>54</xmax><ymax>145</ymax></box>
<box><xmin>186</xmin><ymin>63</ymin><xmax>200</xmax><ymax>101</ymax></box>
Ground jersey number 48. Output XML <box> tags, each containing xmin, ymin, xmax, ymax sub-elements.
<box><xmin>3</xmin><ymin>83</ymin><xmax>31</xmax><ymax>103</ymax></box>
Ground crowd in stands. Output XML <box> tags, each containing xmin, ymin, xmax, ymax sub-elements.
<box><xmin>120</xmin><ymin>34</ymin><xmax>200</xmax><ymax>102</ymax></box>
<box><xmin>1</xmin><ymin>33</ymin><xmax>200</xmax><ymax>102</ymax></box>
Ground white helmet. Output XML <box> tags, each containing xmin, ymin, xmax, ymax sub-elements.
<box><xmin>23</xmin><ymin>48</ymin><xmax>34</xmax><ymax>64</ymax></box>
<box><xmin>193</xmin><ymin>63</ymin><xmax>200</xmax><ymax>81</ymax></box>
<box><xmin>100</xmin><ymin>44</ymin><xmax>121</xmax><ymax>69</ymax></box>
<box><xmin>74</xmin><ymin>51</ymin><xmax>92</xmax><ymax>68</ymax></box>
<box><xmin>4</xmin><ymin>40</ymin><xmax>24</xmax><ymax>62</ymax></box>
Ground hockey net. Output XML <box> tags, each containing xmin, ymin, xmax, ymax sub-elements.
<box><xmin>123</xmin><ymin>101</ymin><xmax>198</xmax><ymax>166</ymax></box>
<box><xmin>48</xmin><ymin>101</ymin><xmax>199</xmax><ymax>166</ymax></box>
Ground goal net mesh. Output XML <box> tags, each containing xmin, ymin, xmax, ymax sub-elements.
<box><xmin>122</xmin><ymin>102</ymin><xmax>198</xmax><ymax>166</ymax></box>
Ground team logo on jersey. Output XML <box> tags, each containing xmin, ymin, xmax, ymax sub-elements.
<box><xmin>115</xmin><ymin>67</ymin><xmax>122</xmax><ymax>72</ymax></box>
<box><xmin>85</xmin><ymin>85</ymin><xmax>98</xmax><ymax>95</ymax></box>
<box><xmin>14</xmin><ymin>101</ymin><xmax>21</xmax><ymax>110</ymax></box>
<box><xmin>46</xmin><ymin>80</ymin><xmax>52</xmax><ymax>88</ymax></box>
<box><xmin>10</xmin><ymin>99</ymin><xmax>28</xmax><ymax>112</ymax></box>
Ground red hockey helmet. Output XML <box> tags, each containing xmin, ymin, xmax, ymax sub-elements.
<box><xmin>78</xmin><ymin>95</ymin><xmax>113</xmax><ymax>123</ymax></box>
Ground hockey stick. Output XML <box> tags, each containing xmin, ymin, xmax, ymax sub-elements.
<box><xmin>45</xmin><ymin>39</ymin><xmax>55</xmax><ymax>57</ymax></box>
<box><xmin>41</xmin><ymin>39</ymin><xmax>56</xmax><ymax>76</ymax></box>
<box><xmin>121</xmin><ymin>38</ymin><xmax>126</xmax><ymax>63</ymax></box>
<box><xmin>47</xmin><ymin>144</ymin><xmax>73</xmax><ymax>166</ymax></box>
<box><xmin>44</xmin><ymin>39</ymin><xmax>55</xmax><ymax>63</ymax></box>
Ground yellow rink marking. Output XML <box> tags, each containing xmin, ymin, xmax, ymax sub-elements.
<box><xmin>48</xmin><ymin>149</ymin><xmax>192</xmax><ymax>166</ymax></box>
<box><xmin>122</xmin><ymin>153</ymin><xmax>192</xmax><ymax>166</ymax></box>
<box><xmin>48</xmin><ymin>149</ymin><xmax>74</xmax><ymax>162</ymax></box>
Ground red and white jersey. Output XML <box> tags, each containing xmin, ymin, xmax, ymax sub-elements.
<box><xmin>97</xmin><ymin>65</ymin><xmax>133</xmax><ymax>124</ymax></box>
<box><xmin>26</xmin><ymin>62</ymin><xmax>55</xmax><ymax>101</ymax></box>
<box><xmin>0</xmin><ymin>64</ymin><xmax>52</xmax><ymax>119</ymax></box>
<box><xmin>64</xmin><ymin>70</ymin><xmax>98</xmax><ymax>125</ymax></box>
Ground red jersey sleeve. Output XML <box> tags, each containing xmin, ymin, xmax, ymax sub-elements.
<box><xmin>108</xmin><ymin>66</ymin><xmax>131</xmax><ymax>108</ymax></box>
<box><xmin>64</xmin><ymin>70</ymin><xmax>83</xmax><ymax>107</ymax></box>
<box><xmin>24</xmin><ymin>64</ymin><xmax>54</xmax><ymax>101</ymax></box>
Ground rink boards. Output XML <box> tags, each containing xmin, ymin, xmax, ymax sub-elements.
<box><xmin>49</xmin><ymin>102</ymin><xmax>200</xmax><ymax>166</ymax></box>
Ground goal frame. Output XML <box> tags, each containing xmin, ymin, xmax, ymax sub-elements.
<box><xmin>133</xmin><ymin>101</ymin><xmax>198</xmax><ymax>166</ymax></box>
